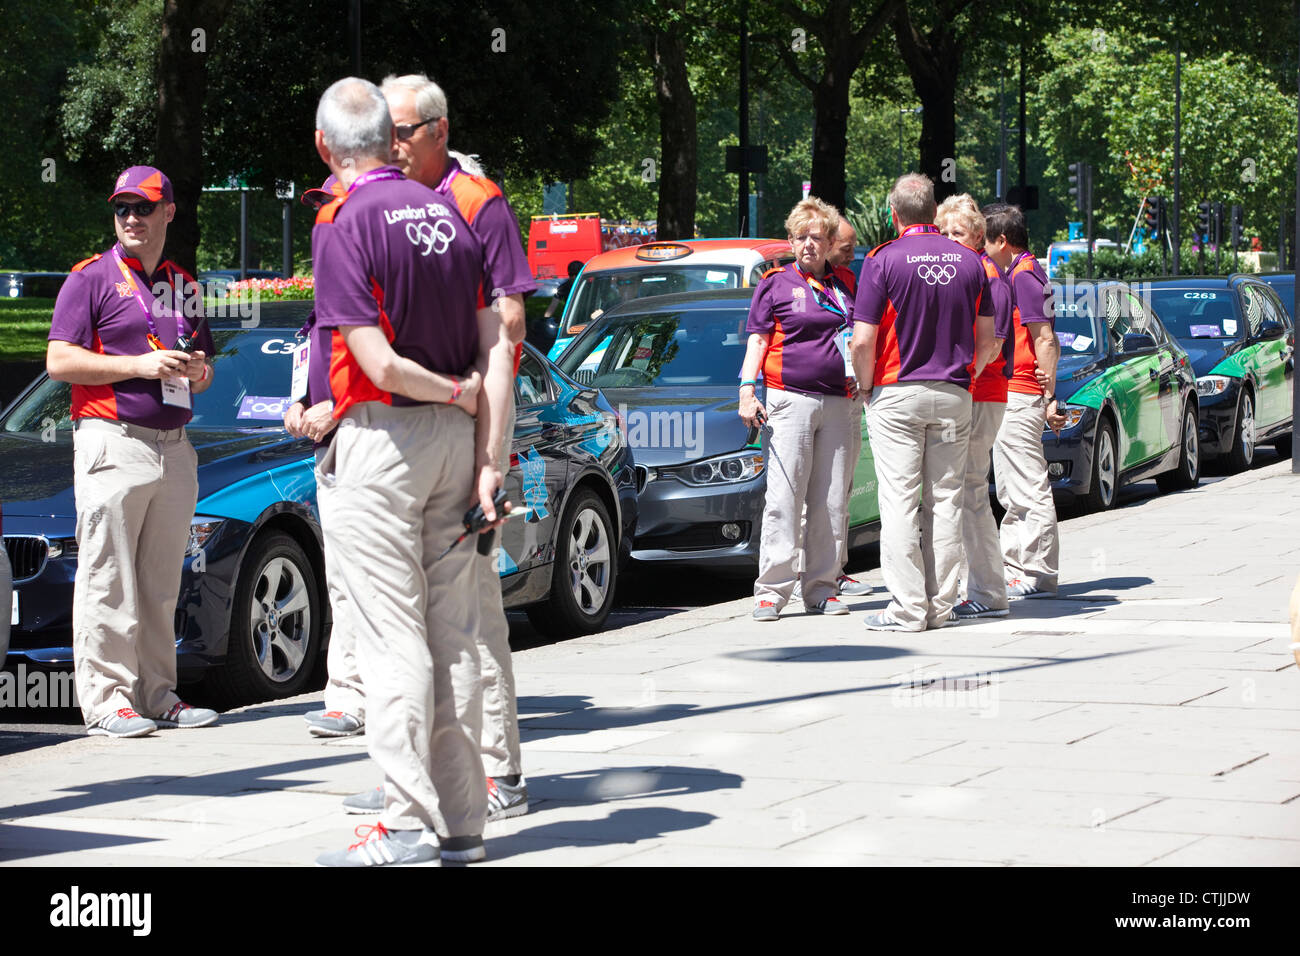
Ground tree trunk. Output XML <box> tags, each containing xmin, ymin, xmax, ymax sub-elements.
<box><xmin>650</xmin><ymin>26</ymin><xmax>697</xmax><ymax>241</ymax></box>
<box><xmin>809</xmin><ymin>68</ymin><xmax>851</xmax><ymax>212</ymax></box>
<box><xmin>892</xmin><ymin>3</ymin><xmax>963</xmax><ymax>202</ymax></box>
<box><xmin>156</xmin><ymin>0</ymin><xmax>233</xmax><ymax>277</ymax></box>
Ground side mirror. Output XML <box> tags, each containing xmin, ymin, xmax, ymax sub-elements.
<box><xmin>1122</xmin><ymin>332</ymin><xmax>1157</xmax><ymax>352</ymax></box>
<box><xmin>1258</xmin><ymin>323</ymin><xmax>1286</xmax><ymax>341</ymax></box>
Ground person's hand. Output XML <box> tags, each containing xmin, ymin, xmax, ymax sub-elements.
<box><xmin>739</xmin><ymin>389</ymin><xmax>767</xmax><ymax>427</ymax></box>
<box><xmin>473</xmin><ymin>463</ymin><xmax>513</xmax><ymax>529</ymax></box>
<box><xmin>135</xmin><ymin>349</ymin><xmax>190</xmax><ymax>380</ymax></box>
<box><xmin>1034</xmin><ymin>367</ymin><xmax>1052</xmax><ymax>389</ymax></box>
<box><xmin>183</xmin><ymin>350</ymin><xmax>208</xmax><ymax>382</ymax></box>
<box><xmin>453</xmin><ymin>371</ymin><xmax>481</xmax><ymax>416</ymax></box>
<box><xmin>283</xmin><ymin>401</ymin><xmax>307</xmax><ymax>437</ymax></box>
<box><xmin>302</xmin><ymin>401</ymin><xmax>337</xmax><ymax>443</ymax></box>
<box><xmin>1045</xmin><ymin>399</ymin><xmax>1068</xmax><ymax>434</ymax></box>
<box><xmin>846</xmin><ymin>377</ymin><xmax>860</xmax><ymax>401</ymax></box>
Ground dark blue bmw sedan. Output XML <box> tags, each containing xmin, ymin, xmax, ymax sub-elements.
<box><xmin>2</xmin><ymin>302</ymin><xmax>635</xmax><ymax>706</ymax></box>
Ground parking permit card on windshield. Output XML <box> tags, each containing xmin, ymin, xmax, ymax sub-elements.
<box><xmin>238</xmin><ymin>396</ymin><xmax>293</xmax><ymax>420</ymax></box>
<box><xmin>1071</xmin><ymin>335</ymin><xmax>1093</xmax><ymax>351</ymax></box>
<box><xmin>290</xmin><ymin>341</ymin><xmax>310</xmax><ymax>402</ymax></box>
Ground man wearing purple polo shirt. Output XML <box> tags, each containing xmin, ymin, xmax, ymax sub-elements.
<box><xmin>309</xmin><ymin>77</ymin><xmax>508</xmax><ymax>868</ymax></box>
<box><xmin>47</xmin><ymin>165</ymin><xmax>218</xmax><ymax>737</ymax></box>
<box><xmin>382</xmin><ymin>72</ymin><xmax>535</xmax><ymax>822</ymax></box>
<box><xmin>850</xmin><ymin>174</ymin><xmax>998</xmax><ymax>631</ymax></box>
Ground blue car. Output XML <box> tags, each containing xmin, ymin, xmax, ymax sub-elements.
<box><xmin>1</xmin><ymin>302</ymin><xmax>636</xmax><ymax>706</ymax></box>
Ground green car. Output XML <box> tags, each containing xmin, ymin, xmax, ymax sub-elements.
<box><xmin>1146</xmin><ymin>276</ymin><xmax>1294</xmax><ymax>470</ymax></box>
<box><xmin>1044</xmin><ymin>280</ymin><xmax>1201</xmax><ymax>511</ymax></box>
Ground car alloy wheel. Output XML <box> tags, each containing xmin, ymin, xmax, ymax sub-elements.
<box><xmin>1095</xmin><ymin>423</ymin><xmax>1116</xmax><ymax>508</ymax></box>
<box><xmin>526</xmin><ymin>487</ymin><xmax>618</xmax><ymax>637</ymax></box>
<box><xmin>1157</xmin><ymin>403</ymin><xmax>1201</xmax><ymax>492</ymax></box>
<box><xmin>250</xmin><ymin>555</ymin><xmax>313</xmax><ymax>683</ymax></box>
<box><xmin>204</xmin><ymin>531</ymin><xmax>322</xmax><ymax>706</ymax></box>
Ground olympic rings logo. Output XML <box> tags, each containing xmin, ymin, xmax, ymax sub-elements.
<box><xmin>917</xmin><ymin>264</ymin><xmax>957</xmax><ymax>285</ymax></box>
<box><xmin>251</xmin><ymin>400</ymin><xmax>285</xmax><ymax>415</ymax></box>
<box><xmin>405</xmin><ymin>218</ymin><xmax>457</xmax><ymax>256</ymax></box>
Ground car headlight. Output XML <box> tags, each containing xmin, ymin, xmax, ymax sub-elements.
<box><xmin>188</xmin><ymin>517</ymin><xmax>225</xmax><ymax>553</ymax></box>
<box><xmin>44</xmin><ymin>537</ymin><xmax>77</xmax><ymax>559</ymax></box>
<box><xmin>658</xmin><ymin>451</ymin><xmax>766</xmax><ymax>486</ymax></box>
<box><xmin>1044</xmin><ymin>404</ymin><xmax>1086</xmax><ymax>433</ymax></box>
<box><xmin>1196</xmin><ymin>375</ymin><xmax>1233</xmax><ymax>397</ymax></box>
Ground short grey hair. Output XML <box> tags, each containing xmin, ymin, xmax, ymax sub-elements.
<box><xmin>380</xmin><ymin>73</ymin><xmax>448</xmax><ymax>124</ymax></box>
<box><xmin>888</xmin><ymin>173</ymin><xmax>937</xmax><ymax>227</ymax></box>
<box><xmin>316</xmin><ymin>77</ymin><xmax>393</xmax><ymax>164</ymax></box>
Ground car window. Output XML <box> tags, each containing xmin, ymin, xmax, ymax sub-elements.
<box><xmin>559</xmin><ymin>307</ymin><xmax>750</xmax><ymax>388</ymax></box>
<box><xmin>515</xmin><ymin>350</ymin><xmax>551</xmax><ymax>406</ymax></box>
<box><xmin>1241</xmin><ymin>284</ymin><xmax>1267</xmax><ymax>337</ymax></box>
<box><xmin>1249</xmin><ymin>284</ymin><xmax>1288</xmax><ymax>336</ymax></box>
<box><xmin>1146</xmin><ymin>288</ymin><xmax>1241</xmax><ymax>340</ymax></box>
<box><xmin>1051</xmin><ymin>283</ymin><xmax>1105</xmax><ymax>357</ymax></box>
<box><xmin>560</xmin><ymin>266</ymin><xmax>743</xmax><ymax>338</ymax></box>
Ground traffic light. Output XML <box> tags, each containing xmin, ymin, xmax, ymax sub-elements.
<box><xmin>1212</xmin><ymin>201</ymin><xmax>1224</xmax><ymax>246</ymax></box>
<box><xmin>1231</xmin><ymin>204</ymin><xmax>1243</xmax><ymax>249</ymax></box>
<box><xmin>1068</xmin><ymin>162</ymin><xmax>1086</xmax><ymax>213</ymax></box>
<box><xmin>1144</xmin><ymin>197</ymin><xmax>1162</xmax><ymax>235</ymax></box>
<box><xmin>1195</xmin><ymin>201</ymin><xmax>1212</xmax><ymax>243</ymax></box>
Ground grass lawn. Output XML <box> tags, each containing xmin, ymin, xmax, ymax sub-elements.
<box><xmin>0</xmin><ymin>298</ymin><xmax>55</xmax><ymax>360</ymax></box>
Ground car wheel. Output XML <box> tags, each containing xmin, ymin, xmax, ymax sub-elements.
<box><xmin>1156</xmin><ymin>402</ymin><xmax>1201</xmax><ymax>493</ymax></box>
<box><xmin>526</xmin><ymin>487</ymin><xmax>617</xmax><ymax>638</ymax></box>
<box><xmin>1084</xmin><ymin>416</ymin><xmax>1118</xmax><ymax>513</ymax></box>
<box><xmin>204</xmin><ymin>531</ymin><xmax>323</xmax><ymax>706</ymax></box>
<box><xmin>1225</xmin><ymin>388</ymin><xmax>1255</xmax><ymax>472</ymax></box>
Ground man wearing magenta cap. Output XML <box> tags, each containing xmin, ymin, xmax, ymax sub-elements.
<box><xmin>46</xmin><ymin>165</ymin><xmax>218</xmax><ymax>738</ymax></box>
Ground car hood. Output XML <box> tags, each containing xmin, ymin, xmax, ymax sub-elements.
<box><xmin>0</xmin><ymin>427</ymin><xmax>314</xmax><ymax>519</ymax></box>
<box><xmin>1055</xmin><ymin>353</ymin><xmax>1107</xmax><ymax>401</ymax></box>
<box><xmin>1176</xmin><ymin>339</ymin><xmax>1233</xmax><ymax>376</ymax></box>
<box><xmin>601</xmin><ymin>386</ymin><xmax>751</xmax><ymax>467</ymax></box>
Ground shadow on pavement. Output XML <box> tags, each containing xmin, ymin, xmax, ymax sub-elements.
<box><xmin>486</xmin><ymin>806</ymin><xmax>718</xmax><ymax>862</ymax></box>
<box><xmin>0</xmin><ymin>823</ymin><xmax>156</xmax><ymax>861</ymax></box>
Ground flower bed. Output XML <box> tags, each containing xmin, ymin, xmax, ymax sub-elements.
<box><xmin>227</xmin><ymin>276</ymin><xmax>315</xmax><ymax>300</ymax></box>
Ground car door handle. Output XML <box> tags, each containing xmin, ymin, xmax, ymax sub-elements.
<box><xmin>1148</xmin><ymin>369</ymin><xmax>1159</xmax><ymax>381</ymax></box>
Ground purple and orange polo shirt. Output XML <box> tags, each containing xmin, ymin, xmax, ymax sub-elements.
<box><xmin>853</xmin><ymin>224</ymin><xmax>990</xmax><ymax>390</ymax></box>
<box><xmin>48</xmin><ymin>243</ymin><xmax>214</xmax><ymax>430</ymax></box>
<box><xmin>310</xmin><ymin>166</ymin><xmax>485</xmax><ymax>419</ymax></box>
<box><xmin>971</xmin><ymin>251</ymin><xmax>1015</xmax><ymax>403</ymax></box>
<box><xmin>1006</xmin><ymin>252</ymin><xmax>1054</xmax><ymax>396</ymax></box>
<box><xmin>746</xmin><ymin>265</ymin><xmax>855</xmax><ymax>396</ymax></box>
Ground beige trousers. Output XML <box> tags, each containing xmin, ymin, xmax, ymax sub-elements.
<box><xmin>962</xmin><ymin>401</ymin><xmax>1009</xmax><ymax>608</ymax></box>
<box><xmin>318</xmin><ymin>402</ymin><xmax>485</xmax><ymax>837</ymax></box>
<box><xmin>755</xmin><ymin>389</ymin><xmax>857</xmax><ymax>608</ymax></box>
<box><xmin>71</xmin><ymin>419</ymin><xmax>197</xmax><ymax>727</ymax></box>
<box><xmin>994</xmin><ymin>391</ymin><xmax>1060</xmax><ymax>592</ymax></box>
<box><xmin>867</xmin><ymin>382</ymin><xmax>972</xmax><ymax>630</ymax></box>
<box><xmin>317</xmin><ymin>448</ymin><xmax>363</xmax><ymax>720</ymax></box>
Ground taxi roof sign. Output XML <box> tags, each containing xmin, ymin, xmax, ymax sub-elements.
<box><xmin>635</xmin><ymin>242</ymin><xmax>692</xmax><ymax>262</ymax></box>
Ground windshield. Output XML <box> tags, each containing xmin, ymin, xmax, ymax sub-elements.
<box><xmin>1051</xmin><ymin>285</ymin><xmax>1106</xmax><ymax>357</ymax></box>
<box><xmin>1147</xmin><ymin>289</ymin><xmax>1241</xmax><ymax>340</ymax></box>
<box><xmin>558</xmin><ymin>306</ymin><xmax>749</xmax><ymax>388</ymax></box>
<box><xmin>560</xmin><ymin>266</ymin><xmax>743</xmax><ymax>339</ymax></box>
<box><xmin>2</xmin><ymin>328</ymin><xmax>306</xmax><ymax>434</ymax></box>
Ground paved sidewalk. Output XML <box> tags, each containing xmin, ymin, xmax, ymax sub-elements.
<box><xmin>2</xmin><ymin>461</ymin><xmax>1298</xmax><ymax>866</ymax></box>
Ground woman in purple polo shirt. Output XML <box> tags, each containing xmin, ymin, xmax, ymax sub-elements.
<box><xmin>739</xmin><ymin>197</ymin><xmax>859</xmax><ymax>620</ymax></box>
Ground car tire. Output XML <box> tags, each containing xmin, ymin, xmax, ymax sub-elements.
<box><xmin>204</xmin><ymin>531</ymin><xmax>323</xmax><ymax>707</ymax></box>
<box><xmin>1225</xmin><ymin>387</ymin><xmax>1255</xmax><ymax>472</ymax></box>
<box><xmin>526</xmin><ymin>487</ymin><xmax>618</xmax><ymax>638</ymax></box>
<box><xmin>1084</xmin><ymin>416</ymin><xmax>1118</xmax><ymax>513</ymax></box>
<box><xmin>1156</xmin><ymin>402</ymin><xmax>1201</xmax><ymax>493</ymax></box>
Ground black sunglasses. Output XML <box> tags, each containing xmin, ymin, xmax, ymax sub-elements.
<box><xmin>114</xmin><ymin>200</ymin><xmax>158</xmax><ymax>219</ymax></box>
<box><xmin>394</xmin><ymin>116</ymin><xmax>438</xmax><ymax>141</ymax></box>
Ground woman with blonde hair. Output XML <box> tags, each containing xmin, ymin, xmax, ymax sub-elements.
<box><xmin>739</xmin><ymin>197</ymin><xmax>859</xmax><ymax>620</ymax></box>
<box><xmin>934</xmin><ymin>194</ymin><xmax>1015</xmax><ymax>618</ymax></box>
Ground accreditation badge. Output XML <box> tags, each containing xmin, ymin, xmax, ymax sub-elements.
<box><xmin>290</xmin><ymin>340</ymin><xmax>311</xmax><ymax>403</ymax></box>
<box><xmin>161</xmin><ymin>375</ymin><xmax>192</xmax><ymax>409</ymax></box>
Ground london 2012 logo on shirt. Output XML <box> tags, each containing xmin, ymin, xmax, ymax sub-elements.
<box><xmin>405</xmin><ymin>219</ymin><xmax>457</xmax><ymax>256</ymax></box>
<box><xmin>917</xmin><ymin>264</ymin><xmax>957</xmax><ymax>286</ymax></box>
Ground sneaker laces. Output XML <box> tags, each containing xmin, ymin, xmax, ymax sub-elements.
<box><xmin>108</xmin><ymin>707</ymin><xmax>141</xmax><ymax>723</ymax></box>
<box><xmin>758</xmin><ymin>600</ymin><xmax>776</xmax><ymax>609</ymax></box>
<box><xmin>323</xmin><ymin>711</ymin><xmax>344</xmax><ymax>719</ymax></box>
<box><xmin>162</xmin><ymin>702</ymin><xmax>190</xmax><ymax>721</ymax></box>
<box><xmin>349</xmin><ymin>822</ymin><xmax>389</xmax><ymax>851</ymax></box>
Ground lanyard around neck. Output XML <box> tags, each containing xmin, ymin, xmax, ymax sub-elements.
<box><xmin>347</xmin><ymin>167</ymin><xmax>405</xmax><ymax>192</ymax></box>
<box><xmin>112</xmin><ymin>247</ymin><xmax>185</xmax><ymax>346</ymax></box>
<box><xmin>798</xmin><ymin>269</ymin><xmax>848</xmax><ymax>320</ymax></box>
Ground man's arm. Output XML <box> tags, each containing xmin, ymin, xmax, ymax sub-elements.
<box><xmin>850</xmin><ymin>322</ymin><xmax>878</xmax><ymax>397</ymax></box>
<box><xmin>474</xmin><ymin>303</ymin><xmax>517</xmax><ymax>522</ymax></box>
<box><xmin>973</xmin><ymin>311</ymin><xmax>998</xmax><ymax>379</ymax></box>
<box><xmin>1029</xmin><ymin>321</ymin><xmax>1060</xmax><ymax>396</ymax></box>
<box><xmin>737</xmin><ymin>332</ymin><xmax>770</xmax><ymax>426</ymax></box>
<box><xmin>336</xmin><ymin>325</ymin><xmax>480</xmax><ymax>411</ymax></box>
<box><xmin>47</xmin><ymin>339</ymin><xmax>189</xmax><ymax>385</ymax></box>
<box><xmin>495</xmin><ymin>293</ymin><xmax>526</xmax><ymax>348</ymax></box>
